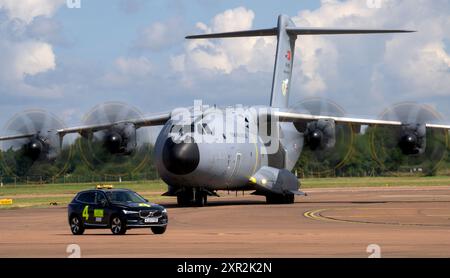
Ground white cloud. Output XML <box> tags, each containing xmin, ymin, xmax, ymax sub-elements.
<box><xmin>0</xmin><ymin>0</ymin><xmax>64</xmax><ymax>98</ymax></box>
<box><xmin>291</xmin><ymin>0</ymin><xmax>450</xmax><ymax>102</ymax></box>
<box><xmin>171</xmin><ymin>7</ymin><xmax>276</xmax><ymax>75</ymax></box>
<box><xmin>133</xmin><ymin>18</ymin><xmax>184</xmax><ymax>51</ymax></box>
<box><xmin>170</xmin><ymin>54</ymin><xmax>185</xmax><ymax>72</ymax></box>
<box><xmin>210</xmin><ymin>6</ymin><xmax>254</xmax><ymax>33</ymax></box>
<box><xmin>116</xmin><ymin>56</ymin><xmax>152</xmax><ymax>76</ymax></box>
<box><xmin>101</xmin><ymin>56</ymin><xmax>153</xmax><ymax>87</ymax></box>
<box><xmin>12</xmin><ymin>41</ymin><xmax>56</xmax><ymax>78</ymax></box>
<box><xmin>0</xmin><ymin>0</ymin><xmax>65</xmax><ymax>24</ymax></box>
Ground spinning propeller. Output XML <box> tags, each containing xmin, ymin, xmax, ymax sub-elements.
<box><xmin>0</xmin><ymin>110</ymin><xmax>72</xmax><ymax>179</ymax></box>
<box><xmin>78</xmin><ymin>102</ymin><xmax>153</xmax><ymax>176</ymax></box>
<box><xmin>290</xmin><ymin>98</ymin><xmax>354</xmax><ymax>176</ymax></box>
<box><xmin>369</xmin><ymin>102</ymin><xmax>448</xmax><ymax>174</ymax></box>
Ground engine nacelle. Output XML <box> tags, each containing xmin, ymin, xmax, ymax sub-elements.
<box><xmin>102</xmin><ymin>123</ymin><xmax>136</xmax><ymax>155</ymax></box>
<box><xmin>24</xmin><ymin>139</ymin><xmax>45</xmax><ymax>161</ymax></box>
<box><xmin>103</xmin><ymin>132</ymin><xmax>124</xmax><ymax>154</ymax></box>
<box><xmin>19</xmin><ymin>135</ymin><xmax>51</xmax><ymax>161</ymax></box>
<box><xmin>398</xmin><ymin>124</ymin><xmax>426</xmax><ymax>155</ymax></box>
<box><xmin>304</xmin><ymin>119</ymin><xmax>336</xmax><ymax>150</ymax></box>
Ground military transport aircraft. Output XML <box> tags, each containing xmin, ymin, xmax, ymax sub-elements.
<box><xmin>1</xmin><ymin>15</ymin><xmax>450</xmax><ymax>207</ymax></box>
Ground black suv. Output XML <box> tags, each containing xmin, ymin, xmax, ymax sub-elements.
<box><xmin>68</xmin><ymin>188</ymin><xmax>168</xmax><ymax>235</ymax></box>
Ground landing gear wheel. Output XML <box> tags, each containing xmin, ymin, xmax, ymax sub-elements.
<box><xmin>266</xmin><ymin>194</ymin><xmax>295</xmax><ymax>204</ymax></box>
<box><xmin>151</xmin><ymin>226</ymin><xmax>167</xmax><ymax>234</ymax></box>
<box><xmin>194</xmin><ymin>192</ymin><xmax>207</xmax><ymax>207</ymax></box>
<box><xmin>177</xmin><ymin>192</ymin><xmax>192</xmax><ymax>207</ymax></box>
<box><xmin>177</xmin><ymin>189</ymin><xmax>208</xmax><ymax>207</ymax></box>
<box><xmin>285</xmin><ymin>194</ymin><xmax>295</xmax><ymax>204</ymax></box>
<box><xmin>110</xmin><ymin>216</ymin><xmax>127</xmax><ymax>235</ymax></box>
<box><xmin>70</xmin><ymin>215</ymin><xmax>85</xmax><ymax>235</ymax></box>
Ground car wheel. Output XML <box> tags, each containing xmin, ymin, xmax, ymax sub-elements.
<box><xmin>110</xmin><ymin>216</ymin><xmax>127</xmax><ymax>235</ymax></box>
<box><xmin>70</xmin><ymin>215</ymin><xmax>85</xmax><ymax>235</ymax></box>
<box><xmin>151</xmin><ymin>226</ymin><xmax>167</xmax><ymax>234</ymax></box>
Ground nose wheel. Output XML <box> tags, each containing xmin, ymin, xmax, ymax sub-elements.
<box><xmin>177</xmin><ymin>188</ymin><xmax>208</xmax><ymax>207</ymax></box>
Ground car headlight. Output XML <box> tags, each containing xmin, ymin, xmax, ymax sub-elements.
<box><xmin>162</xmin><ymin>208</ymin><xmax>167</xmax><ymax>214</ymax></box>
<box><xmin>122</xmin><ymin>210</ymin><xmax>139</xmax><ymax>215</ymax></box>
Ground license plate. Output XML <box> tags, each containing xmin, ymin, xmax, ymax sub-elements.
<box><xmin>144</xmin><ymin>217</ymin><xmax>158</xmax><ymax>223</ymax></box>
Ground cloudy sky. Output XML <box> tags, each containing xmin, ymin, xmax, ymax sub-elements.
<box><xmin>0</xmin><ymin>0</ymin><xmax>449</xmax><ymax>131</ymax></box>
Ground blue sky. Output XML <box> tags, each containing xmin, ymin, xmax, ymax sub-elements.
<box><xmin>55</xmin><ymin>0</ymin><xmax>318</xmax><ymax>62</ymax></box>
<box><xmin>0</xmin><ymin>0</ymin><xmax>449</xmax><ymax>131</ymax></box>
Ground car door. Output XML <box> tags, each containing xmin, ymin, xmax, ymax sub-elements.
<box><xmin>93</xmin><ymin>192</ymin><xmax>110</xmax><ymax>226</ymax></box>
<box><xmin>77</xmin><ymin>191</ymin><xmax>96</xmax><ymax>225</ymax></box>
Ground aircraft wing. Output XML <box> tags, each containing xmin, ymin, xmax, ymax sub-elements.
<box><xmin>0</xmin><ymin>133</ymin><xmax>35</xmax><ymax>141</ymax></box>
<box><xmin>274</xmin><ymin>111</ymin><xmax>450</xmax><ymax>130</ymax></box>
<box><xmin>57</xmin><ymin>112</ymin><xmax>171</xmax><ymax>137</ymax></box>
<box><xmin>0</xmin><ymin>112</ymin><xmax>171</xmax><ymax>142</ymax></box>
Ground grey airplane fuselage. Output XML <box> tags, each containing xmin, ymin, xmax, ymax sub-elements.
<box><xmin>153</xmin><ymin>106</ymin><xmax>304</xmax><ymax>191</ymax></box>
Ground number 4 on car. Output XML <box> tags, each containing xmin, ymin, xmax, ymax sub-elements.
<box><xmin>68</xmin><ymin>187</ymin><xmax>168</xmax><ymax>235</ymax></box>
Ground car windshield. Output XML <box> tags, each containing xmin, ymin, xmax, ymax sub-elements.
<box><xmin>106</xmin><ymin>191</ymin><xmax>146</xmax><ymax>203</ymax></box>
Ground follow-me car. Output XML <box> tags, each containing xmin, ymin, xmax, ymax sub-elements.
<box><xmin>68</xmin><ymin>186</ymin><xmax>168</xmax><ymax>235</ymax></box>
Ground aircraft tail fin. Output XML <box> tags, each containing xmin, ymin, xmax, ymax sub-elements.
<box><xmin>186</xmin><ymin>15</ymin><xmax>414</xmax><ymax>108</ymax></box>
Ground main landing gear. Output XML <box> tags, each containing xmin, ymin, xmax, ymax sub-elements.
<box><xmin>175</xmin><ymin>188</ymin><xmax>296</xmax><ymax>206</ymax></box>
<box><xmin>177</xmin><ymin>188</ymin><xmax>208</xmax><ymax>207</ymax></box>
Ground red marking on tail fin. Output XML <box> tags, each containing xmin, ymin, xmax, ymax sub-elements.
<box><xmin>285</xmin><ymin>50</ymin><xmax>291</xmax><ymax>61</ymax></box>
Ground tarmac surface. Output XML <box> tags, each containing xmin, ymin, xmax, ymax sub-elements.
<box><xmin>1</xmin><ymin>186</ymin><xmax>450</xmax><ymax>258</ymax></box>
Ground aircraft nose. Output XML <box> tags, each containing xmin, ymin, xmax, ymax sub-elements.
<box><xmin>162</xmin><ymin>137</ymin><xmax>200</xmax><ymax>175</ymax></box>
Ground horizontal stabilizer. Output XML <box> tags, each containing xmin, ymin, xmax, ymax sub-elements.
<box><xmin>286</xmin><ymin>28</ymin><xmax>415</xmax><ymax>35</ymax></box>
<box><xmin>186</xmin><ymin>28</ymin><xmax>414</xmax><ymax>39</ymax></box>
<box><xmin>186</xmin><ymin>28</ymin><xmax>277</xmax><ymax>39</ymax></box>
